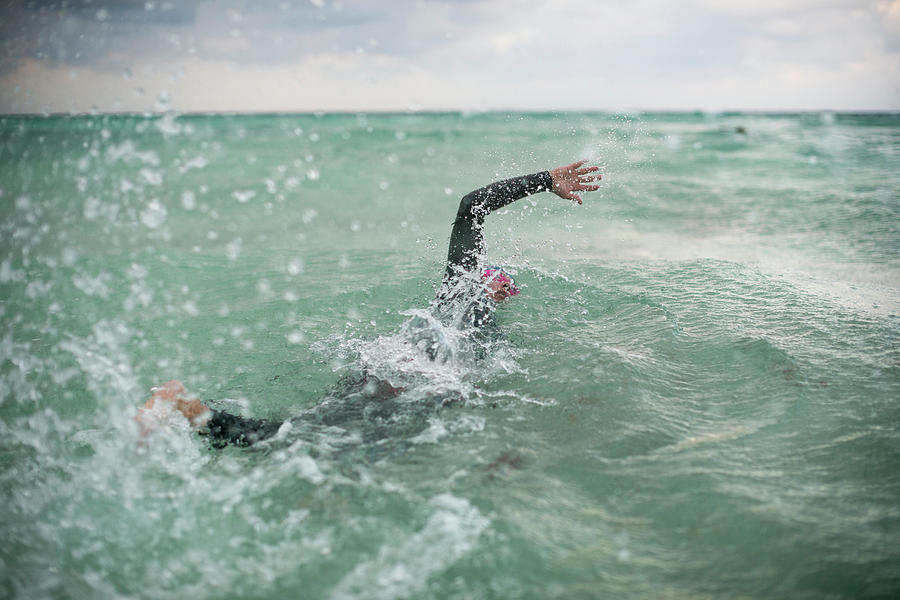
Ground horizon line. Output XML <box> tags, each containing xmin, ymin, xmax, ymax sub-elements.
<box><xmin>2</xmin><ymin>108</ymin><xmax>899</xmax><ymax>119</ymax></box>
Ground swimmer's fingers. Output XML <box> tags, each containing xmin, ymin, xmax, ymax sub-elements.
<box><xmin>573</xmin><ymin>174</ymin><xmax>601</xmax><ymax>191</ymax></box>
<box><xmin>557</xmin><ymin>189</ymin><xmax>584</xmax><ymax>204</ymax></box>
<box><xmin>562</xmin><ymin>181</ymin><xmax>600</xmax><ymax>204</ymax></box>
<box><xmin>565</xmin><ymin>161</ymin><xmax>601</xmax><ymax>177</ymax></box>
<box><xmin>550</xmin><ymin>160</ymin><xmax>603</xmax><ymax>204</ymax></box>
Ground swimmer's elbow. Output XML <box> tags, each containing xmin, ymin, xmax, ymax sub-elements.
<box><xmin>456</xmin><ymin>190</ymin><xmax>488</xmax><ymax>222</ymax></box>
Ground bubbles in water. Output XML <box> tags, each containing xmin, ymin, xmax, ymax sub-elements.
<box><xmin>179</xmin><ymin>156</ymin><xmax>208</xmax><ymax>172</ymax></box>
<box><xmin>155</xmin><ymin>112</ymin><xmax>182</xmax><ymax>136</ymax></box>
<box><xmin>83</xmin><ymin>196</ymin><xmax>102</xmax><ymax>221</ymax></box>
<box><xmin>140</xmin><ymin>199</ymin><xmax>167</xmax><ymax>229</ymax></box>
<box><xmin>62</xmin><ymin>248</ymin><xmax>79</xmax><ymax>267</ymax></box>
<box><xmin>72</xmin><ymin>272</ymin><xmax>112</xmax><ymax>298</ymax></box>
<box><xmin>106</xmin><ymin>140</ymin><xmax>160</xmax><ymax>166</ymax></box>
<box><xmin>233</xmin><ymin>190</ymin><xmax>256</xmax><ymax>203</ymax></box>
<box><xmin>140</xmin><ymin>168</ymin><xmax>163</xmax><ymax>185</ymax></box>
<box><xmin>257</xmin><ymin>279</ymin><xmax>273</xmax><ymax>298</ymax></box>
<box><xmin>287</xmin><ymin>258</ymin><xmax>305</xmax><ymax>275</ymax></box>
<box><xmin>331</xmin><ymin>494</ymin><xmax>489</xmax><ymax>600</ymax></box>
<box><xmin>181</xmin><ymin>191</ymin><xmax>196</xmax><ymax>210</ymax></box>
<box><xmin>226</xmin><ymin>238</ymin><xmax>242</xmax><ymax>260</ymax></box>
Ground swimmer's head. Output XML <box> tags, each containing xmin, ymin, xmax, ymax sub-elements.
<box><xmin>482</xmin><ymin>267</ymin><xmax>520</xmax><ymax>302</ymax></box>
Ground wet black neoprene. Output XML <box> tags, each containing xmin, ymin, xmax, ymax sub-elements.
<box><xmin>442</xmin><ymin>170</ymin><xmax>553</xmax><ymax>284</ymax></box>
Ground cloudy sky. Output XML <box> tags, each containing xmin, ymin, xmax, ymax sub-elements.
<box><xmin>1</xmin><ymin>0</ymin><xmax>898</xmax><ymax>114</ymax></box>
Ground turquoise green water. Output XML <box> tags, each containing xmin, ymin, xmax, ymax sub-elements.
<box><xmin>1</xmin><ymin>111</ymin><xmax>898</xmax><ymax>599</ymax></box>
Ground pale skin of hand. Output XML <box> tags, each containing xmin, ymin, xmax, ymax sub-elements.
<box><xmin>549</xmin><ymin>160</ymin><xmax>602</xmax><ymax>204</ymax></box>
<box><xmin>136</xmin><ymin>379</ymin><xmax>210</xmax><ymax>438</ymax></box>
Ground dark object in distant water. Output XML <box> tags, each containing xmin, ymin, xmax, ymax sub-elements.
<box><xmin>483</xmin><ymin>449</ymin><xmax>528</xmax><ymax>481</ymax></box>
<box><xmin>734</xmin><ymin>126</ymin><xmax>747</xmax><ymax>135</ymax></box>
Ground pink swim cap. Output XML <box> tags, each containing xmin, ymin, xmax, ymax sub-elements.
<box><xmin>481</xmin><ymin>267</ymin><xmax>520</xmax><ymax>296</ymax></box>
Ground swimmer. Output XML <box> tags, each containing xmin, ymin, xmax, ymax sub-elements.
<box><xmin>138</xmin><ymin>160</ymin><xmax>602</xmax><ymax>445</ymax></box>
<box><xmin>431</xmin><ymin>159</ymin><xmax>600</xmax><ymax>328</ymax></box>
<box><xmin>438</xmin><ymin>160</ymin><xmax>600</xmax><ymax>317</ymax></box>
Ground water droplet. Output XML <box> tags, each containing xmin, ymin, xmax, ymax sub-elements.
<box><xmin>287</xmin><ymin>258</ymin><xmax>304</xmax><ymax>275</ymax></box>
<box><xmin>140</xmin><ymin>200</ymin><xmax>167</xmax><ymax>229</ymax></box>
<box><xmin>232</xmin><ymin>190</ymin><xmax>256</xmax><ymax>203</ymax></box>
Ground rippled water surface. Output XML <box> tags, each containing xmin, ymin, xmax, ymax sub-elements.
<box><xmin>1</xmin><ymin>111</ymin><xmax>898</xmax><ymax>599</ymax></box>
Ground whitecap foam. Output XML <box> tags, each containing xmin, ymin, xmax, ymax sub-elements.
<box><xmin>330</xmin><ymin>493</ymin><xmax>489</xmax><ymax>600</ymax></box>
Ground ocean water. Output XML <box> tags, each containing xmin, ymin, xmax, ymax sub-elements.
<box><xmin>1</xmin><ymin>111</ymin><xmax>898</xmax><ymax>599</ymax></box>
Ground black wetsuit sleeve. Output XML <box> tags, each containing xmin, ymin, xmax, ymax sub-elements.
<box><xmin>444</xmin><ymin>171</ymin><xmax>553</xmax><ymax>279</ymax></box>
<box><xmin>203</xmin><ymin>410</ymin><xmax>283</xmax><ymax>448</ymax></box>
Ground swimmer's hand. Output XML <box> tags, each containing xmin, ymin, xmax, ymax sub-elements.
<box><xmin>136</xmin><ymin>380</ymin><xmax>210</xmax><ymax>439</ymax></box>
<box><xmin>549</xmin><ymin>160</ymin><xmax>602</xmax><ymax>205</ymax></box>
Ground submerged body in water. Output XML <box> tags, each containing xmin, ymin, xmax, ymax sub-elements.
<box><xmin>138</xmin><ymin>161</ymin><xmax>602</xmax><ymax>447</ymax></box>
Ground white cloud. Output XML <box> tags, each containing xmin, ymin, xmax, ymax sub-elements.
<box><xmin>0</xmin><ymin>0</ymin><xmax>897</xmax><ymax>113</ymax></box>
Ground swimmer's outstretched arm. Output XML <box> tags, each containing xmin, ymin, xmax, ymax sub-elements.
<box><xmin>137</xmin><ymin>380</ymin><xmax>283</xmax><ymax>447</ymax></box>
<box><xmin>444</xmin><ymin>160</ymin><xmax>601</xmax><ymax>277</ymax></box>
